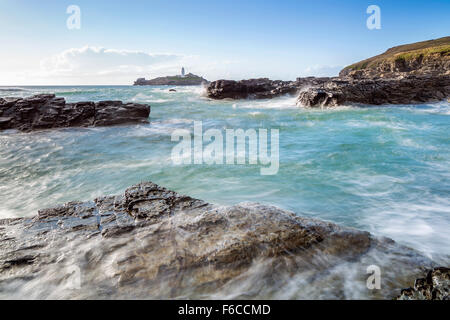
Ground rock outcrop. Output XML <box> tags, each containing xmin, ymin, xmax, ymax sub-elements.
<box><xmin>0</xmin><ymin>94</ymin><xmax>151</xmax><ymax>132</ymax></box>
<box><xmin>0</xmin><ymin>181</ymin><xmax>442</xmax><ymax>299</ymax></box>
<box><xmin>297</xmin><ymin>75</ymin><xmax>450</xmax><ymax>107</ymax></box>
<box><xmin>299</xmin><ymin>37</ymin><xmax>450</xmax><ymax>107</ymax></box>
<box><xmin>134</xmin><ymin>73</ymin><xmax>208</xmax><ymax>86</ymax></box>
<box><xmin>207</xmin><ymin>37</ymin><xmax>450</xmax><ymax>107</ymax></box>
<box><xmin>206</xmin><ymin>77</ymin><xmax>330</xmax><ymax>100</ymax></box>
<box><xmin>397</xmin><ymin>267</ymin><xmax>449</xmax><ymax>300</ymax></box>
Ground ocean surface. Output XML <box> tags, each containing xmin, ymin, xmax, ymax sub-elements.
<box><xmin>0</xmin><ymin>85</ymin><xmax>449</xmax><ymax>264</ymax></box>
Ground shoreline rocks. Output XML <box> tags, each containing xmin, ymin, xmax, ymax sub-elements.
<box><xmin>0</xmin><ymin>181</ymin><xmax>445</xmax><ymax>299</ymax></box>
<box><xmin>397</xmin><ymin>267</ymin><xmax>449</xmax><ymax>300</ymax></box>
<box><xmin>297</xmin><ymin>75</ymin><xmax>450</xmax><ymax>107</ymax></box>
<box><xmin>206</xmin><ymin>37</ymin><xmax>450</xmax><ymax>107</ymax></box>
<box><xmin>206</xmin><ymin>77</ymin><xmax>330</xmax><ymax>100</ymax></box>
<box><xmin>206</xmin><ymin>75</ymin><xmax>450</xmax><ymax>107</ymax></box>
<box><xmin>0</xmin><ymin>94</ymin><xmax>151</xmax><ymax>132</ymax></box>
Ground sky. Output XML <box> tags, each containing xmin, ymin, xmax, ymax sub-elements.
<box><xmin>0</xmin><ymin>0</ymin><xmax>449</xmax><ymax>85</ymax></box>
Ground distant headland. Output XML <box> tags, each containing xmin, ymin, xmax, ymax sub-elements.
<box><xmin>207</xmin><ymin>36</ymin><xmax>450</xmax><ymax>107</ymax></box>
<box><xmin>134</xmin><ymin>67</ymin><xmax>209</xmax><ymax>86</ymax></box>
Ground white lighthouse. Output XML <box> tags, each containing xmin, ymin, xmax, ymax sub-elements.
<box><xmin>181</xmin><ymin>67</ymin><xmax>185</xmax><ymax>77</ymax></box>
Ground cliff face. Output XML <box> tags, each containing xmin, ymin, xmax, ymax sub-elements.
<box><xmin>134</xmin><ymin>73</ymin><xmax>208</xmax><ymax>86</ymax></box>
<box><xmin>340</xmin><ymin>36</ymin><xmax>450</xmax><ymax>79</ymax></box>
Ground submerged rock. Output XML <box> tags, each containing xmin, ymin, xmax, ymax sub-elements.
<box><xmin>0</xmin><ymin>94</ymin><xmax>151</xmax><ymax>132</ymax></box>
<box><xmin>0</xmin><ymin>181</ymin><xmax>442</xmax><ymax>299</ymax></box>
<box><xmin>397</xmin><ymin>267</ymin><xmax>449</xmax><ymax>300</ymax></box>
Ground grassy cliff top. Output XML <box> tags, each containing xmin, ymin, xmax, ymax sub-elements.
<box><xmin>342</xmin><ymin>36</ymin><xmax>450</xmax><ymax>73</ymax></box>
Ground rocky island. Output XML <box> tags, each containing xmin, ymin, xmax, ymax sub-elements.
<box><xmin>134</xmin><ymin>68</ymin><xmax>208</xmax><ymax>86</ymax></box>
<box><xmin>207</xmin><ymin>37</ymin><xmax>450</xmax><ymax>107</ymax></box>
<box><xmin>0</xmin><ymin>181</ymin><xmax>447</xmax><ymax>299</ymax></box>
<box><xmin>0</xmin><ymin>94</ymin><xmax>151</xmax><ymax>132</ymax></box>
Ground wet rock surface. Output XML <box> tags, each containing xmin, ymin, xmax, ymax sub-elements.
<box><xmin>397</xmin><ymin>267</ymin><xmax>449</xmax><ymax>300</ymax></box>
<box><xmin>297</xmin><ymin>75</ymin><xmax>450</xmax><ymax>107</ymax></box>
<box><xmin>207</xmin><ymin>38</ymin><xmax>450</xmax><ymax>107</ymax></box>
<box><xmin>206</xmin><ymin>77</ymin><xmax>330</xmax><ymax>100</ymax></box>
<box><xmin>207</xmin><ymin>75</ymin><xmax>450</xmax><ymax>107</ymax></box>
<box><xmin>0</xmin><ymin>94</ymin><xmax>151</xmax><ymax>132</ymax></box>
<box><xmin>0</xmin><ymin>182</ymin><xmax>441</xmax><ymax>299</ymax></box>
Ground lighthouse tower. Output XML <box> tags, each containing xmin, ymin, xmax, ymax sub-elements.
<box><xmin>181</xmin><ymin>67</ymin><xmax>185</xmax><ymax>77</ymax></box>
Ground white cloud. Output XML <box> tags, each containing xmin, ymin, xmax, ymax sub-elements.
<box><xmin>14</xmin><ymin>46</ymin><xmax>242</xmax><ymax>84</ymax></box>
<box><xmin>0</xmin><ymin>46</ymin><xmax>342</xmax><ymax>85</ymax></box>
<box><xmin>37</xmin><ymin>46</ymin><xmax>182</xmax><ymax>84</ymax></box>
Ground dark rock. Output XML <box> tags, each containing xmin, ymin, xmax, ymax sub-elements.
<box><xmin>0</xmin><ymin>117</ymin><xmax>13</xmax><ymax>130</ymax></box>
<box><xmin>0</xmin><ymin>181</ymin><xmax>437</xmax><ymax>299</ymax></box>
<box><xmin>297</xmin><ymin>75</ymin><xmax>450</xmax><ymax>107</ymax></box>
<box><xmin>0</xmin><ymin>94</ymin><xmax>151</xmax><ymax>132</ymax></box>
<box><xmin>397</xmin><ymin>267</ymin><xmax>449</xmax><ymax>300</ymax></box>
<box><xmin>208</xmin><ymin>38</ymin><xmax>450</xmax><ymax>107</ymax></box>
<box><xmin>206</xmin><ymin>77</ymin><xmax>330</xmax><ymax>100</ymax></box>
<box><xmin>94</xmin><ymin>101</ymin><xmax>151</xmax><ymax>127</ymax></box>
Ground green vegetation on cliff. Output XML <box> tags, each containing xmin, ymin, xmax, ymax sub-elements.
<box><xmin>341</xmin><ymin>36</ymin><xmax>450</xmax><ymax>74</ymax></box>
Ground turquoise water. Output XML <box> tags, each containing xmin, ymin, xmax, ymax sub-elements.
<box><xmin>0</xmin><ymin>86</ymin><xmax>449</xmax><ymax>263</ymax></box>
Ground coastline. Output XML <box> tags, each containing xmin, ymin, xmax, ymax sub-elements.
<box><xmin>205</xmin><ymin>37</ymin><xmax>450</xmax><ymax>107</ymax></box>
<box><xmin>0</xmin><ymin>85</ymin><xmax>449</xmax><ymax>300</ymax></box>
<box><xmin>0</xmin><ymin>181</ymin><xmax>443</xmax><ymax>300</ymax></box>
<box><xmin>0</xmin><ymin>37</ymin><xmax>449</xmax><ymax>300</ymax></box>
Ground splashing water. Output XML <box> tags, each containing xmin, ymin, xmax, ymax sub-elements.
<box><xmin>0</xmin><ymin>85</ymin><xmax>449</xmax><ymax>265</ymax></box>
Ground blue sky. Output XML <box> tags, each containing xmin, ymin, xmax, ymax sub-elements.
<box><xmin>0</xmin><ymin>0</ymin><xmax>449</xmax><ymax>84</ymax></box>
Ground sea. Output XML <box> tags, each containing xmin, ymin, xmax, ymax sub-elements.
<box><xmin>1</xmin><ymin>85</ymin><xmax>449</xmax><ymax>264</ymax></box>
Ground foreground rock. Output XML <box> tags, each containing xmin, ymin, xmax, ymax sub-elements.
<box><xmin>0</xmin><ymin>94</ymin><xmax>151</xmax><ymax>132</ymax></box>
<box><xmin>397</xmin><ymin>267</ymin><xmax>449</xmax><ymax>300</ymax></box>
<box><xmin>207</xmin><ymin>77</ymin><xmax>330</xmax><ymax>100</ymax></box>
<box><xmin>297</xmin><ymin>75</ymin><xmax>450</xmax><ymax>107</ymax></box>
<box><xmin>0</xmin><ymin>181</ymin><xmax>443</xmax><ymax>299</ymax></box>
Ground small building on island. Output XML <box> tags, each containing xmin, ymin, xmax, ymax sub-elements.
<box><xmin>133</xmin><ymin>68</ymin><xmax>209</xmax><ymax>86</ymax></box>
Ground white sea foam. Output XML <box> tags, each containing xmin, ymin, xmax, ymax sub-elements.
<box><xmin>0</xmin><ymin>85</ymin><xmax>449</xmax><ymax>266</ymax></box>
<box><xmin>236</xmin><ymin>96</ymin><xmax>298</xmax><ymax>110</ymax></box>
